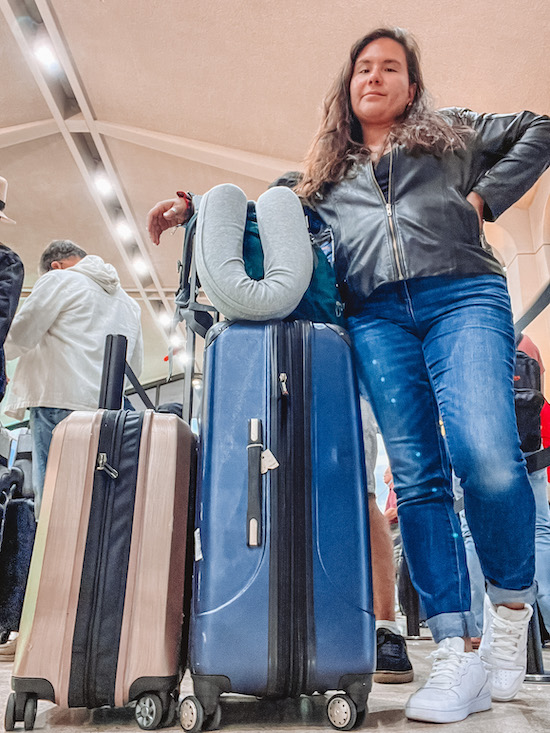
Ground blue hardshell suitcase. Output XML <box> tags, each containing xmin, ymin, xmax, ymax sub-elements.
<box><xmin>187</xmin><ymin>320</ymin><xmax>375</xmax><ymax>730</ymax></box>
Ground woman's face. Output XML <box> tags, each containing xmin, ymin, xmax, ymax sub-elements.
<box><xmin>350</xmin><ymin>37</ymin><xmax>416</xmax><ymax>131</ymax></box>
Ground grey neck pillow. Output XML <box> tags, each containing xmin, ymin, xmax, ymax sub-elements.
<box><xmin>195</xmin><ymin>184</ymin><xmax>313</xmax><ymax>321</ymax></box>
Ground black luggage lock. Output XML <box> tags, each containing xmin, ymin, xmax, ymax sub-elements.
<box><xmin>247</xmin><ymin>419</ymin><xmax>263</xmax><ymax>547</ymax></box>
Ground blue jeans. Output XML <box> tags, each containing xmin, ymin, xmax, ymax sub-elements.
<box><xmin>452</xmin><ymin>474</ymin><xmax>485</xmax><ymax>636</ymax></box>
<box><xmin>455</xmin><ymin>467</ymin><xmax>550</xmax><ymax>634</ymax></box>
<box><xmin>347</xmin><ymin>275</ymin><xmax>536</xmax><ymax>643</ymax></box>
<box><xmin>531</xmin><ymin>468</ymin><xmax>550</xmax><ymax>629</ymax></box>
<box><xmin>29</xmin><ymin>407</ymin><xmax>73</xmax><ymax>520</ymax></box>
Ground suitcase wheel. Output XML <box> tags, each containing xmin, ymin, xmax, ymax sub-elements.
<box><xmin>4</xmin><ymin>692</ymin><xmax>16</xmax><ymax>731</ymax></box>
<box><xmin>179</xmin><ymin>695</ymin><xmax>204</xmax><ymax>732</ymax></box>
<box><xmin>23</xmin><ymin>696</ymin><xmax>37</xmax><ymax>731</ymax></box>
<box><xmin>135</xmin><ymin>692</ymin><xmax>163</xmax><ymax>730</ymax></box>
<box><xmin>326</xmin><ymin>694</ymin><xmax>359</xmax><ymax>731</ymax></box>
<box><xmin>203</xmin><ymin>703</ymin><xmax>221</xmax><ymax>731</ymax></box>
<box><xmin>160</xmin><ymin>696</ymin><xmax>178</xmax><ymax>728</ymax></box>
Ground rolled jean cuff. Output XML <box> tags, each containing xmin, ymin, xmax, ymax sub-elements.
<box><xmin>427</xmin><ymin>611</ymin><xmax>479</xmax><ymax>644</ymax></box>
<box><xmin>486</xmin><ymin>581</ymin><xmax>537</xmax><ymax>607</ymax></box>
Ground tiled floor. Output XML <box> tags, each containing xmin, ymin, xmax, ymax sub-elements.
<box><xmin>1</xmin><ymin>636</ymin><xmax>549</xmax><ymax>732</ymax></box>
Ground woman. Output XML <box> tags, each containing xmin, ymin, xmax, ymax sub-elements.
<box><xmin>293</xmin><ymin>27</ymin><xmax>549</xmax><ymax>724</ymax></box>
<box><xmin>147</xmin><ymin>27</ymin><xmax>550</xmax><ymax>724</ymax></box>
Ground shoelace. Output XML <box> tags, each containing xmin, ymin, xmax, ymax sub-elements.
<box><xmin>425</xmin><ymin>646</ymin><xmax>466</xmax><ymax>688</ymax></box>
<box><xmin>488</xmin><ymin>615</ymin><xmax>525</xmax><ymax>664</ymax></box>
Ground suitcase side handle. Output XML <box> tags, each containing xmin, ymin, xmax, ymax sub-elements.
<box><xmin>247</xmin><ymin>419</ymin><xmax>263</xmax><ymax>547</ymax></box>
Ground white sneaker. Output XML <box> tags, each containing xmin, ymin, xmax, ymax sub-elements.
<box><xmin>405</xmin><ymin>637</ymin><xmax>491</xmax><ymax>723</ymax></box>
<box><xmin>479</xmin><ymin>596</ymin><xmax>533</xmax><ymax>702</ymax></box>
<box><xmin>0</xmin><ymin>634</ymin><xmax>17</xmax><ymax>662</ymax></box>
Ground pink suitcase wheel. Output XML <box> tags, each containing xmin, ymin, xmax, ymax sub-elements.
<box><xmin>135</xmin><ymin>693</ymin><xmax>163</xmax><ymax>730</ymax></box>
<box><xmin>4</xmin><ymin>692</ymin><xmax>16</xmax><ymax>731</ymax></box>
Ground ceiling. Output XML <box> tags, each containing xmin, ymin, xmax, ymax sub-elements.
<box><xmin>1</xmin><ymin>0</ymin><xmax>549</xmax><ymax>391</ymax></box>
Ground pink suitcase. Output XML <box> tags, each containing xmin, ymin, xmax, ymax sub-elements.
<box><xmin>6</xmin><ymin>409</ymin><xmax>194</xmax><ymax>731</ymax></box>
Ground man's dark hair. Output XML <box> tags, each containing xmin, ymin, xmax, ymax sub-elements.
<box><xmin>39</xmin><ymin>239</ymin><xmax>87</xmax><ymax>274</ymax></box>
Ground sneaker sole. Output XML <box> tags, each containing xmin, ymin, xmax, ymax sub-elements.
<box><xmin>405</xmin><ymin>692</ymin><xmax>492</xmax><ymax>723</ymax></box>
<box><xmin>491</xmin><ymin>682</ymin><xmax>525</xmax><ymax>703</ymax></box>
<box><xmin>480</xmin><ymin>658</ymin><xmax>527</xmax><ymax>702</ymax></box>
<box><xmin>374</xmin><ymin>669</ymin><xmax>414</xmax><ymax>684</ymax></box>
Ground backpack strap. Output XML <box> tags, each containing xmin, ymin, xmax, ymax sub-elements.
<box><xmin>526</xmin><ymin>447</ymin><xmax>550</xmax><ymax>474</ymax></box>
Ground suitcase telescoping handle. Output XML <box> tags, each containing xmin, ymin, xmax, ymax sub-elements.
<box><xmin>247</xmin><ymin>419</ymin><xmax>263</xmax><ymax>547</ymax></box>
<box><xmin>99</xmin><ymin>334</ymin><xmax>128</xmax><ymax>409</ymax></box>
<box><xmin>99</xmin><ymin>334</ymin><xmax>155</xmax><ymax>410</ymax></box>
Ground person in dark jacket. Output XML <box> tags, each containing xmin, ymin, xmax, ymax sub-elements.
<box><xmin>292</xmin><ymin>27</ymin><xmax>550</xmax><ymax>723</ymax></box>
<box><xmin>0</xmin><ymin>176</ymin><xmax>24</xmax><ymax>405</ymax></box>
<box><xmin>0</xmin><ymin>176</ymin><xmax>23</xmax><ymax>662</ymax></box>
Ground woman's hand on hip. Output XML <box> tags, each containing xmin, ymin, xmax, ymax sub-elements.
<box><xmin>466</xmin><ymin>191</ymin><xmax>485</xmax><ymax>229</ymax></box>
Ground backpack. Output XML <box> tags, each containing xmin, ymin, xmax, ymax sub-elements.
<box><xmin>514</xmin><ymin>336</ymin><xmax>544</xmax><ymax>453</ymax></box>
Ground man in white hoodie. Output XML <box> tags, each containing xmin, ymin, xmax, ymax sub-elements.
<box><xmin>4</xmin><ymin>240</ymin><xmax>143</xmax><ymax>519</ymax></box>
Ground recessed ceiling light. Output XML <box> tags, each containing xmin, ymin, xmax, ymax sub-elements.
<box><xmin>170</xmin><ymin>333</ymin><xmax>186</xmax><ymax>347</ymax></box>
<box><xmin>34</xmin><ymin>43</ymin><xmax>58</xmax><ymax>72</ymax></box>
<box><xmin>95</xmin><ymin>174</ymin><xmax>113</xmax><ymax>196</ymax></box>
<box><xmin>157</xmin><ymin>312</ymin><xmax>172</xmax><ymax>328</ymax></box>
<box><xmin>132</xmin><ymin>256</ymin><xmax>149</xmax><ymax>275</ymax></box>
<box><xmin>175</xmin><ymin>353</ymin><xmax>191</xmax><ymax>368</ymax></box>
<box><xmin>117</xmin><ymin>221</ymin><xmax>133</xmax><ymax>241</ymax></box>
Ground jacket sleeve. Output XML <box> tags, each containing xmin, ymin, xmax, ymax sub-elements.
<box><xmin>457</xmin><ymin>109</ymin><xmax>550</xmax><ymax>221</ymax></box>
<box><xmin>4</xmin><ymin>272</ymin><xmax>66</xmax><ymax>359</ymax></box>
<box><xmin>127</xmin><ymin>307</ymin><xmax>144</xmax><ymax>379</ymax></box>
<box><xmin>0</xmin><ymin>246</ymin><xmax>24</xmax><ymax>344</ymax></box>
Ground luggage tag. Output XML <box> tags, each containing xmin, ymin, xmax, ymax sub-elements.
<box><xmin>260</xmin><ymin>449</ymin><xmax>279</xmax><ymax>474</ymax></box>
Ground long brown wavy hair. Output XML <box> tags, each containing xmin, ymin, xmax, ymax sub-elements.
<box><xmin>295</xmin><ymin>27</ymin><xmax>474</xmax><ymax>201</ymax></box>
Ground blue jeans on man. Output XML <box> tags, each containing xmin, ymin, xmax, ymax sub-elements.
<box><xmin>29</xmin><ymin>406</ymin><xmax>73</xmax><ymax>520</ymax></box>
<box><xmin>347</xmin><ymin>274</ymin><xmax>536</xmax><ymax>643</ymax></box>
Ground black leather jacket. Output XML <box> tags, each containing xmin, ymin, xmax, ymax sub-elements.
<box><xmin>0</xmin><ymin>243</ymin><xmax>24</xmax><ymax>401</ymax></box>
<box><xmin>314</xmin><ymin>108</ymin><xmax>550</xmax><ymax>314</ymax></box>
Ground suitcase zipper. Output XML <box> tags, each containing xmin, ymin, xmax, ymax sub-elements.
<box><xmin>96</xmin><ymin>452</ymin><xmax>119</xmax><ymax>479</ymax></box>
<box><xmin>83</xmin><ymin>410</ymin><xmax>125</xmax><ymax>706</ymax></box>
<box><xmin>290</xmin><ymin>322</ymin><xmax>314</xmax><ymax>697</ymax></box>
<box><xmin>69</xmin><ymin>409</ymin><xmax>143</xmax><ymax>708</ymax></box>
<box><xmin>270</xmin><ymin>322</ymin><xmax>313</xmax><ymax>698</ymax></box>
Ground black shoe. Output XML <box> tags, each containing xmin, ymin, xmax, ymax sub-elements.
<box><xmin>374</xmin><ymin>627</ymin><xmax>414</xmax><ymax>683</ymax></box>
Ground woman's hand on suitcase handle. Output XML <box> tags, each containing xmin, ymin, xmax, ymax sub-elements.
<box><xmin>146</xmin><ymin>197</ymin><xmax>191</xmax><ymax>245</ymax></box>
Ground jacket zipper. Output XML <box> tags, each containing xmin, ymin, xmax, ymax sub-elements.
<box><xmin>369</xmin><ymin>149</ymin><xmax>405</xmax><ymax>280</ymax></box>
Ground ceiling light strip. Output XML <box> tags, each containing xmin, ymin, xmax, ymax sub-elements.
<box><xmin>33</xmin><ymin>0</ymin><xmax>170</xmax><ymax>312</ymax></box>
<box><xmin>0</xmin><ymin>0</ymin><xmax>172</xmax><ymax>345</ymax></box>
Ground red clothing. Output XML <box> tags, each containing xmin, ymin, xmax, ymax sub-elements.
<box><xmin>384</xmin><ymin>485</ymin><xmax>398</xmax><ymax>525</ymax></box>
<box><xmin>518</xmin><ymin>333</ymin><xmax>545</xmax><ymax>377</ymax></box>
